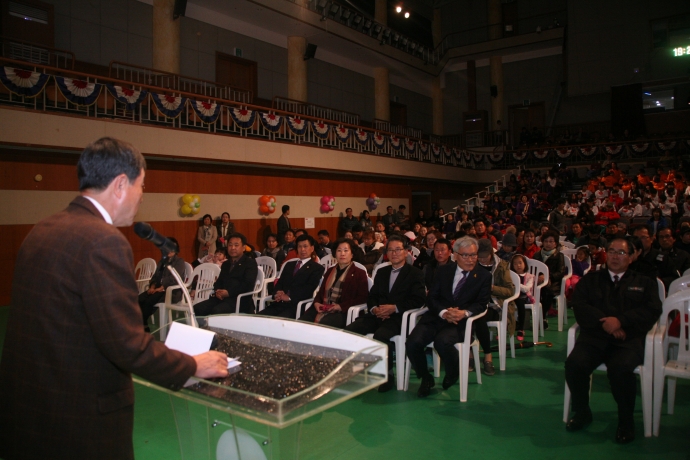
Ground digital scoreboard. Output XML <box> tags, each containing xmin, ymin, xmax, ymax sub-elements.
<box><xmin>673</xmin><ymin>46</ymin><xmax>690</xmax><ymax>56</ymax></box>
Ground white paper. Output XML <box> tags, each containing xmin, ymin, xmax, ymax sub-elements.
<box><xmin>304</xmin><ymin>217</ymin><xmax>315</xmax><ymax>229</ymax></box>
<box><xmin>165</xmin><ymin>321</ymin><xmax>216</xmax><ymax>356</ymax></box>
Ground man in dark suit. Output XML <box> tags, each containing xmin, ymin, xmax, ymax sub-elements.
<box><xmin>565</xmin><ymin>238</ymin><xmax>662</xmax><ymax>444</ymax></box>
<box><xmin>406</xmin><ymin>236</ymin><xmax>492</xmax><ymax>397</ymax></box>
<box><xmin>262</xmin><ymin>234</ymin><xmax>325</xmax><ymax>318</ymax></box>
<box><xmin>345</xmin><ymin>234</ymin><xmax>426</xmax><ymax>392</ymax></box>
<box><xmin>277</xmin><ymin>204</ymin><xmax>291</xmax><ymax>244</ymax></box>
<box><xmin>194</xmin><ymin>232</ymin><xmax>259</xmax><ymax>315</ymax></box>
<box><xmin>0</xmin><ymin>138</ymin><xmax>228</xmax><ymax>460</ymax></box>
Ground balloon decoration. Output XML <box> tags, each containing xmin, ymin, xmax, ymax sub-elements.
<box><xmin>180</xmin><ymin>194</ymin><xmax>201</xmax><ymax>215</ymax></box>
<box><xmin>366</xmin><ymin>193</ymin><xmax>381</xmax><ymax>210</ymax></box>
<box><xmin>258</xmin><ymin>195</ymin><xmax>277</xmax><ymax>215</ymax></box>
<box><xmin>320</xmin><ymin>195</ymin><xmax>335</xmax><ymax>213</ymax></box>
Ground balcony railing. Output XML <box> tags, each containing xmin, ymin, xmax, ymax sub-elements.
<box><xmin>108</xmin><ymin>61</ymin><xmax>252</xmax><ymax>103</ymax></box>
<box><xmin>0</xmin><ymin>36</ymin><xmax>74</xmax><ymax>69</ymax></box>
<box><xmin>272</xmin><ymin>96</ymin><xmax>360</xmax><ymax>126</ymax></box>
<box><xmin>373</xmin><ymin>119</ymin><xmax>422</xmax><ymax>139</ymax></box>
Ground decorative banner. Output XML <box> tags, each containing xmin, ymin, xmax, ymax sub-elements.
<box><xmin>151</xmin><ymin>93</ymin><xmax>188</xmax><ymax>118</ymax></box>
<box><xmin>462</xmin><ymin>150</ymin><xmax>472</xmax><ymax>163</ymax></box>
<box><xmin>0</xmin><ymin>66</ymin><xmax>49</xmax><ymax>97</ymax></box>
<box><xmin>312</xmin><ymin>121</ymin><xmax>330</xmax><ymax>140</ymax></box>
<box><xmin>405</xmin><ymin>139</ymin><xmax>416</xmax><ymax>155</ymax></box>
<box><xmin>229</xmin><ymin>107</ymin><xmax>256</xmax><ymax>129</ymax></box>
<box><xmin>579</xmin><ymin>145</ymin><xmax>597</xmax><ymax>157</ymax></box>
<box><xmin>286</xmin><ymin>116</ymin><xmax>309</xmax><ymax>136</ymax></box>
<box><xmin>355</xmin><ymin>129</ymin><xmax>369</xmax><ymax>146</ymax></box>
<box><xmin>55</xmin><ymin>76</ymin><xmax>102</xmax><ymax>106</ymax></box>
<box><xmin>366</xmin><ymin>193</ymin><xmax>381</xmax><ymax>210</ymax></box>
<box><xmin>513</xmin><ymin>151</ymin><xmax>528</xmax><ymax>162</ymax></box>
<box><xmin>487</xmin><ymin>150</ymin><xmax>504</xmax><ymax>164</ymax></box>
<box><xmin>533</xmin><ymin>149</ymin><xmax>549</xmax><ymax>160</ymax></box>
<box><xmin>258</xmin><ymin>195</ymin><xmax>277</xmax><ymax>214</ymax></box>
<box><xmin>373</xmin><ymin>133</ymin><xmax>386</xmax><ymax>149</ymax></box>
<box><xmin>657</xmin><ymin>141</ymin><xmax>677</xmax><ymax>150</ymax></box>
<box><xmin>335</xmin><ymin>126</ymin><xmax>351</xmax><ymax>142</ymax></box>
<box><xmin>631</xmin><ymin>142</ymin><xmax>649</xmax><ymax>155</ymax></box>
<box><xmin>105</xmin><ymin>84</ymin><xmax>148</xmax><ymax>111</ymax></box>
<box><xmin>605</xmin><ymin>144</ymin><xmax>623</xmax><ymax>156</ymax></box>
<box><xmin>443</xmin><ymin>146</ymin><xmax>452</xmax><ymax>157</ymax></box>
<box><xmin>260</xmin><ymin>112</ymin><xmax>283</xmax><ymax>132</ymax></box>
<box><xmin>432</xmin><ymin>144</ymin><xmax>441</xmax><ymax>157</ymax></box>
<box><xmin>419</xmin><ymin>142</ymin><xmax>428</xmax><ymax>154</ymax></box>
<box><xmin>319</xmin><ymin>195</ymin><xmax>335</xmax><ymax>213</ymax></box>
<box><xmin>453</xmin><ymin>148</ymin><xmax>461</xmax><ymax>159</ymax></box>
<box><xmin>389</xmin><ymin>135</ymin><xmax>401</xmax><ymax>151</ymax></box>
<box><xmin>191</xmin><ymin>99</ymin><xmax>221</xmax><ymax>124</ymax></box>
<box><xmin>180</xmin><ymin>194</ymin><xmax>201</xmax><ymax>215</ymax></box>
<box><xmin>555</xmin><ymin>147</ymin><xmax>572</xmax><ymax>158</ymax></box>
<box><xmin>472</xmin><ymin>152</ymin><xmax>484</xmax><ymax>164</ymax></box>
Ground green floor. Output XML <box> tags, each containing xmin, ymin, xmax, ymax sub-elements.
<box><xmin>1</xmin><ymin>305</ymin><xmax>689</xmax><ymax>459</ymax></box>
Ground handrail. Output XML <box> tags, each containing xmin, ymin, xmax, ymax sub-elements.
<box><xmin>272</xmin><ymin>96</ymin><xmax>360</xmax><ymax>125</ymax></box>
<box><xmin>0</xmin><ymin>35</ymin><xmax>75</xmax><ymax>69</ymax></box>
<box><xmin>373</xmin><ymin>119</ymin><xmax>422</xmax><ymax>139</ymax></box>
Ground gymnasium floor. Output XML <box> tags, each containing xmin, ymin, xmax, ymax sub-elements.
<box><xmin>1</xmin><ymin>306</ymin><xmax>688</xmax><ymax>460</ymax></box>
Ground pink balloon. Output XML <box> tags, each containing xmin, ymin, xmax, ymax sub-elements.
<box><xmin>320</xmin><ymin>196</ymin><xmax>329</xmax><ymax>204</ymax></box>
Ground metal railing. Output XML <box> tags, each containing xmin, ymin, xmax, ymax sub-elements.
<box><xmin>373</xmin><ymin>119</ymin><xmax>422</xmax><ymax>139</ymax></box>
<box><xmin>0</xmin><ymin>36</ymin><xmax>74</xmax><ymax>69</ymax></box>
<box><xmin>272</xmin><ymin>96</ymin><xmax>360</xmax><ymax>125</ymax></box>
<box><xmin>108</xmin><ymin>61</ymin><xmax>252</xmax><ymax>103</ymax></box>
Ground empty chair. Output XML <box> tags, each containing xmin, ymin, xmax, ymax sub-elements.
<box><xmin>134</xmin><ymin>258</ymin><xmax>156</xmax><ymax>294</ymax></box>
<box><xmin>255</xmin><ymin>256</ymin><xmax>278</xmax><ymax>298</ymax></box>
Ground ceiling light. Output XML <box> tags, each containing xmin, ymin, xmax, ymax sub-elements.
<box><xmin>644</xmin><ymin>92</ymin><xmax>651</xmax><ymax>95</ymax></box>
<box><xmin>404</xmin><ymin>12</ymin><xmax>410</xmax><ymax>18</ymax></box>
<box><xmin>396</xmin><ymin>6</ymin><xmax>402</xmax><ymax>13</ymax></box>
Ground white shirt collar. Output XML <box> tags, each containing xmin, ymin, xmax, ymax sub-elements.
<box><xmin>608</xmin><ymin>269</ymin><xmax>625</xmax><ymax>281</ymax></box>
<box><xmin>299</xmin><ymin>257</ymin><xmax>312</xmax><ymax>265</ymax></box>
<box><xmin>83</xmin><ymin>196</ymin><xmax>113</xmax><ymax>225</ymax></box>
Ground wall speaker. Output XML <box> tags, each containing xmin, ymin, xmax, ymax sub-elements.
<box><xmin>490</xmin><ymin>85</ymin><xmax>498</xmax><ymax>97</ymax></box>
<box><xmin>173</xmin><ymin>0</ymin><xmax>187</xmax><ymax>19</ymax></box>
<box><xmin>303</xmin><ymin>43</ymin><xmax>317</xmax><ymax>60</ymax></box>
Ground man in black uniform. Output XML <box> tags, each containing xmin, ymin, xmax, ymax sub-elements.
<box><xmin>565</xmin><ymin>238</ymin><xmax>662</xmax><ymax>444</ymax></box>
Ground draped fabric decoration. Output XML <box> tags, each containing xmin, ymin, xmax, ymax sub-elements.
<box><xmin>487</xmin><ymin>150</ymin><xmax>504</xmax><ymax>164</ymax></box>
<box><xmin>259</xmin><ymin>112</ymin><xmax>283</xmax><ymax>132</ymax></box>
<box><xmin>355</xmin><ymin>129</ymin><xmax>369</xmax><ymax>146</ymax></box>
<box><xmin>419</xmin><ymin>142</ymin><xmax>428</xmax><ymax>154</ymax></box>
<box><xmin>631</xmin><ymin>142</ymin><xmax>649</xmax><ymax>155</ymax></box>
<box><xmin>286</xmin><ymin>116</ymin><xmax>309</xmax><ymax>136</ymax></box>
<box><xmin>389</xmin><ymin>135</ymin><xmax>401</xmax><ymax>151</ymax></box>
<box><xmin>432</xmin><ymin>144</ymin><xmax>441</xmax><ymax>157</ymax></box>
<box><xmin>462</xmin><ymin>150</ymin><xmax>472</xmax><ymax>163</ymax></box>
<box><xmin>105</xmin><ymin>84</ymin><xmax>148</xmax><ymax>111</ymax></box>
<box><xmin>229</xmin><ymin>107</ymin><xmax>256</xmax><ymax>128</ymax></box>
<box><xmin>55</xmin><ymin>77</ymin><xmax>102</xmax><ymax>106</ymax></box>
<box><xmin>532</xmin><ymin>149</ymin><xmax>549</xmax><ymax>160</ymax></box>
<box><xmin>312</xmin><ymin>121</ymin><xmax>330</xmax><ymax>140</ymax></box>
<box><xmin>453</xmin><ymin>148</ymin><xmax>461</xmax><ymax>160</ymax></box>
<box><xmin>443</xmin><ymin>146</ymin><xmax>452</xmax><ymax>157</ymax></box>
<box><xmin>191</xmin><ymin>100</ymin><xmax>221</xmax><ymax>124</ymax></box>
<box><xmin>373</xmin><ymin>133</ymin><xmax>386</xmax><ymax>149</ymax></box>
<box><xmin>151</xmin><ymin>93</ymin><xmax>188</xmax><ymax>118</ymax></box>
<box><xmin>335</xmin><ymin>126</ymin><xmax>351</xmax><ymax>142</ymax></box>
<box><xmin>405</xmin><ymin>139</ymin><xmax>416</xmax><ymax>155</ymax></box>
<box><xmin>579</xmin><ymin>145</ymin><xmax>597</xmax><ymax>157</ymax></box>
<box><xmin>472</xmin><ymin>152</ymin><xmax>484</xmax><ymax>164</ymax></box>
<box><xmin>0</xmin><ymin>66</ymin><xmax>49</xmax><ymax>97</ymax></box>
<box><xmin>658</xmin><ymin>141</ymin><xmax>677</xmax><ymax>150</ymax></box>
<box><xmin>605</xmin><ymin>144</ymin><xmax>623</xmax><ymax>156</ymax></box>
<box><xmin>555</xmin><ymin>147</ymin><xmax>572</xmax><ymax>159</ymax></box>
<box><xmin>513</xmin><ymin>151</ymin><xmax>528</xmax><ymax>161</ymax></box>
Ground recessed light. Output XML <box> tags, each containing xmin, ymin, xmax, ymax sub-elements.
<box><xmin>404</xmin><ymin>12</ymin><xmax>410</xmax><ymax>18</ymax></box>
<box><xmin>396</xmin><ymin>6</ymin><xmax>402</xmax><ymax>13</ymax></box>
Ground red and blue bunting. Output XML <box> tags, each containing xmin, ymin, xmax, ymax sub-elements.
<box><xmin>513</xmin><ymin>151</ymin><xmax>528</xmax><ymax>162</ymax></box>
<box><xmin>533</xmin><ymin>149</ymin><xmax>549</xmax><ymax>160</ymax></box>
<box><xmin>191</xmin><ymin>100</ymin><xmax>221</xmax><ymax>124</ymax></box>
<box><xmin>405</xmin><ymin>139</ymin><xmax>416</xmax><ymax>155</ymax></box>
<box><xmin>432</xmin><ymin>144</ymin><xmax>441</xmax><ymax>157</ymax></box>
<box><xmin>657</xmin><ymin>141</ymin><xmax>676</xmax><ymax>151</ymax></box>
<box><xmin>419</xmin><ymin>142</ymin><xmax>428</xmax><ymax>154</ymax></box>
<box><xmin>287</xmin><ymin>116</ymin><xmax>308</xmax><ymax>136</ymax></box>
<box><xmin>260</xmin><ymin>112</ymin><xmax>282</xmax><ymax>132</ymax></box>
<box><xmin>335</xmin><ymin>126</ymin><xmax>351</xmax><ymax>142</ymax></box>
<box><xmin>631</xmin><ymin>143</ymin><xmax>649</xmax><ymax>155</ymax></box>
<box><xmin>373</xmin><ymin>133</ymin><xmax>386</xmax><ymax>149</ymax></box>
<box><xmin>390</xmin><ymin>135</ymin><xmax>401</xmax><ymax>151</ymax></box>
<box><xmin>579</xmin><ymin>146</ymin><xmax>597</xmax><ymax>157</ymax></box>
<box><xmin>605</xmin><ymin>144</ymin><xmax>623</xmax><ymax>156</ymax></box>
<box><xmin>472</xmin><ymin>152</ymin><xmax>484</xmax><ymax>164</ymax></box>
<box><xmin>443</xmin><ymin>146</ymin><xmax>452</xmax><ymax>157</ymax></box>
<box><xmin>0</xmin><ymin>66</ymin><xmax>49</xmax><ymax>97</ymax></box>
<box><xmin>462</xmin><ymin>150</ymin><xmax>472</xmax><ymax>163</ymax></box>
<box><xmin>229</xmin><ymin>107</ymin><xmax>256</xmax><ymax>128</ymax></box>
<box><xmin>55</xmin><ymin>76</ymin><xmax>102</xmax><ymax>106</ymax></box>
<box><xmin>312</xmin><ymin>121</ymin><xmax>330</xmax><ymax>140</ymax></box>
<box><xmin>487</xmin><ymin>150</ymin><xmax>504</xmax><ymax>164</ymax></box>
<box><xmin>151</xmin><ymin>93</ymin><xmax>188</xmax><ymax>118</ymax></box>
<box><xmin>355</xmin><ymin>129</ymin><xmax>369</xmax><ymax>146</ymax></box>
<box><xmin>105</xmin><ymin>84</ymin><xmax>147</xmax><ymax>111</ymax></box>
<box><xmin>453</xmin><ymin>148</ymin><xmax>461</xmax><ymax>160</ymax></box>
<box><xmin>555</xmin><ymin>147</ymin><xmax>572</xmax><ymax>158</ymax></box>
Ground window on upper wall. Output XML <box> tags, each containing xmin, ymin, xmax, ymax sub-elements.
<box><xmin>643</xmin><ymin>89</ymin><xmax>674</xmax><ymax>112</ymax></box>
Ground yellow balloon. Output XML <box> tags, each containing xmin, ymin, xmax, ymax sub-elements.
<box><xmin>192</xmin><ymin>195</ymin><xmax>200</xmax><ymax>203</ymax></box>
<box><xmin>181</xmin><ymin>204</ymin><xmax>192</xmax><ymax>214</ymax></box>
<box><xmin>191</xmin><ymin>206</ymin><xmax>200</xmax><ymax>214</ymax></box>
<box><xmin>182</xmin><ymin>194</ymin><xmax>193</xmax><ymax>204</ymax></box>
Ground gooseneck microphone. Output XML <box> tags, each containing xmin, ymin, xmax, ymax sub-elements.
<box><xmin>133</xmin><ymin>222</ymin><xmax>178</xmax><ymax>257</ymax></box>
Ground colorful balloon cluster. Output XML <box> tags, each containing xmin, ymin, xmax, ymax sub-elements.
<box><xmin>258</xmin><ymin>195</ymin><xmax>277</xmax><ymax>214</ymax></box>
<box><xmin>180</xmin><ymin>194</ymin><xmax>201</xmax><ymax>215</ymax></box>
<box><xmin>320</xmin><ymin>195</ymin><xmax>335</xmax><ymax>213</ymax></box>
<box><xmin>366</xmin><ymin>193</ymin><xmax>381</xmax><ymax>210</ymax></box>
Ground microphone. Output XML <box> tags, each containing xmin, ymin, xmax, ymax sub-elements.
<box><xmin>134</xmin><ymin>222</ymin><xmax>178</xmax><ymax>257</ymax></box>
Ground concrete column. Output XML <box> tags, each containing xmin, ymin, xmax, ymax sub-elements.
<box><xmin>490</xmin><ymin>56</ymin><xmax>504</xmax><ymax>130</ymax></box>
<box><xmin>467</xmin><ymin>60</ymin><xmax>477</xmax><ymax>112</ymax></box>
<box><xmin>287</xmin><ymin>36</ymin><xmax>308</xmax><ymax>102</ymax></box>
<box><xmin>375</xmin><ymin>0</ymin><xmax>387</xmax><ymax>26</ymax></box>
<box><xmin>432</xmin><ymin>76</ymin><xmax>443</xmax><ymax>136</ymax></box>
<box><xmin>152</xmin><ymin>0</ymin><xmax>180</xmax><ymax>74</ymax></box>
<box><xmin>432</xmin><ymin>8</ymin><xmax>442</xmax><ymax>48</ymax></box>
<box><xmin>374</xmin><ymin>67</ymin><xmax>389</xmax><ymax>121</ymax></box>
<box><xmin>488</xmin><ymin>0</ymin><xmax>502</xmax><ymax>40</ymax></box>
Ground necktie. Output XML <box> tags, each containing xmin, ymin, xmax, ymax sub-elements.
<box><xmin>613</xmin><ymin>274</ymin><xmax>620</xmax><ymax>289</ymax></box>
<box><xmin>453</xmin><ymin>270</ymin><xmax>468</xmax><ymax>302</ymax></box>
<box><xmin>293</xmin><ymin>260</ymin><xmax>302</xmax><ymax>276</ymax></box>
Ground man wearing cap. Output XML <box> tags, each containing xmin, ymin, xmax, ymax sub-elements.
<box><xmin>406</xmin><ymin>236</ymin><xmax>492</xmax><ymax>397</ymax></box>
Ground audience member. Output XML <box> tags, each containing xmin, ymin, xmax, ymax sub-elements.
<box><xmin>340</xmin><ymin>208</ymin><xmax>359</xmax><ymax>235</ymax></box>
<box><xmin>510</xmin><ymin>254</ymin><xmax>534</xmax><ymax>341</ymax></box>
<box><xmin>138</xmin><ymin>237</ymin><xmax>185</xmax><ymax>330</ymax></box>
<box><xmin>532</xmin><ymin>230</ymin><xmax>566</xmax><ymax>330</ymax></box>
<box><xmin>277</xmin><ymin>205</ymin><xmax>291</xmax><ymax>244</ymax></box>
<box><xmin>197</xmin><ymin>214</ymin><xmax>218</xmax><ymax>259</ymax></box>
<box><xmin>216</xmin><ymin>212</ymin><xmax>235</xmax><ymax>248</ymax></box>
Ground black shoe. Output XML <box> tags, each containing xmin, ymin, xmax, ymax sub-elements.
<box><xmin>483</xmin><ymin>360</ymin><xmax>496</xmax><ymax>376</ymax></box>
<box><xmin>442</xmin><ymin>373</ymin><xmax>458</xmax><ymax>390</ymax></box>
<box><xmin>378</xmin><ymin>375</ymin><xmax>395</xmax><ymax>393</ymax></box>
<box><xmin>565</xmin><ymin>411</ymin><xmax>593</xmax><ymax>432</ymax></box>
<box><xmin>615</xmin><ymin>423</ymin><xmax>635</xmax><ymax>444</ymax></box>
<box><xmin>543</xmin><ymin>320</ymin><xmax>550</xmax><ymax>331</ymax></box>
<box><xmin>468</xmin><ymin>358</ymin><xmax>475</xmax><ymax>372</ymax></box>
<box><xmin>417</xmin><ymin>375</ymin><xmax>435</xmax><ymax>398</ymax></box>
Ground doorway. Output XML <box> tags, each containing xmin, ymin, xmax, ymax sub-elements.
<box><xmin>215</xmin><ymin>52</ymin><xmax>257</xmax><ymax>103</ymax></box>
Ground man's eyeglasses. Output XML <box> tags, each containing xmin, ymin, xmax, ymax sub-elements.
<box><xmin>455</xmin><ymin>252</ymin><xmax>478</xmax><ymax>259</ymax></box>
<box><xmin>387</xmin><ymin>248</ymin><xmax>405</xmax><ymax>254</ymax></box>
<box><xmin>606</xmin><ymin>249</ymin><xmax>628</xmax><ymax>256</ymax></box>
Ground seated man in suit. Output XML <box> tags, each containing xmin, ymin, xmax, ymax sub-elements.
<box><xmin>345</xmin><ymin>234</ymin><xmax>426</xmax><ymax>392</ymax></box>
<box><xmin>262</xmin><ymin>234</ymin><xmax>325</xmax><ymax>318</ymax></box>
<box><xmin>194</xmin><ymin>233</ymin><xmax>259</xmax><ymax>315</ymax></box>
<box><xmin>406</xmin><ymin>236</ymin><xmax>492</xmax><ymax>397</ymax></box>
<box><xmin>565</xmin><ymin>237</ymin><xmax>662</xmax><ymax>444</ymax></box>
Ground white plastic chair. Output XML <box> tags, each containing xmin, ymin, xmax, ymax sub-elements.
<box><xmin>257</xmin><ymin>258</ymin><xmax>299</xmax><ymax>312</ymax></box>
<box><xmin>525</xmin><ymin>259</ymin><xmax>549</xmax><ymax>339</ymax></box>
<box><xmin>653</xmin><ymin>289</ymin><xmax>690</xmax><ymax>436</ymax></box>
<box><xmin>346</xmin><ymin>276</ymin><xmax>374</xmax><ymax>325</ymax></box>
<box><xmin>556</xmin><ymin>256</ymin><xmax>573</xmax><ymax>332</ymax></box>
<box><xmin>487</xmin><ymin>271</ymin><xmax>521</xmax><ymax>371</ymax></box>
<box><xmin>371</xmin><ymin>261</ymin><xmax>391</xmax><ymax>279</ymax></box>
<box><xmin>235</xmin><ymin>269</ymin><xmax>264</xmax><ymax>314</ymax></box>
<box><xmin>134</xmin><ymin>258</ymin><xmax>156</xmax><ymax>294</ymax></box>
<box><xmin>255</xmin><ymin>256</ymin><xmax>278</xmax><ymax>298</ymax></box>
<box><xmin>559</xmin><ymin>235</ymin><xmax>567</xmax><ymax>242</ymax></box>
<box><xmin>667</xmin><ymin>274</ymin><xmax>690</xmax><ymax>297</ymax></box>
<box><xmin>561</xmin><ymin>241</ymin><xmax>575</xmax><ymax>249</ymax></box>
<box><xmin>455</xmin><ymin>308</ymin><xmax>488</xmax><ymax>402</ymax></box>
<box><xmin>410</xmin><ymin>246</ymin><xmax>420</xmax><ymax>259</ymax></box>
<box><xmin>319</xmin><ymin>254</ymin><xmax>337</xmax><ymax>270</ymax></box>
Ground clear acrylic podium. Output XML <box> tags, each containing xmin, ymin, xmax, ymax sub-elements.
<box><xmin>135</xmin><ymin>315</ymin><xmax>387</xmax><ymax>460</ymax></box>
